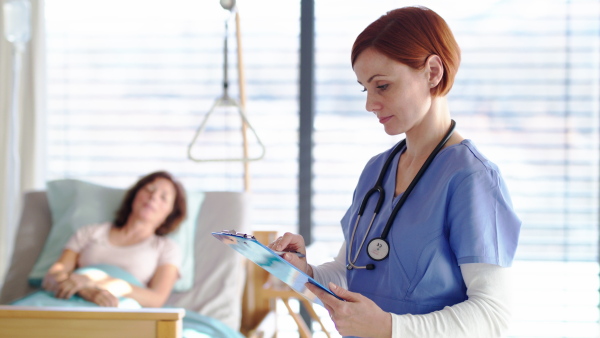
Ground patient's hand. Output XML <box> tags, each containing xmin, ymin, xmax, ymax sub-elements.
<box><xmin>42</xmin><ymin>271</ymin><xmax>69</xmax><ymax>293</ymax></box>
<box><xmin>54</xmin><ymin>273</ymin><xmax>95</xmax><ymax>299</ymax></box>
<box><xmin>78</xmin><ymin>287</ymin><xmax>119</xmax><ymax>307</ymax></box>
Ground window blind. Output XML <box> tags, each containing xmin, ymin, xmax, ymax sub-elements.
<box><xmin>45</xmin><ymin>0</ymin><xmax>301</xmax><ymax>233</ymax></box>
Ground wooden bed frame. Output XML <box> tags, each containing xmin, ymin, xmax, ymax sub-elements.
<box><xmin>0</xmin><ymin>306</ymin><xmax>185</xmax><ymax>338</ymax></box>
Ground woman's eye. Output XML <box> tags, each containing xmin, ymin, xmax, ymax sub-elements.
<box><xmin>361</xmin><ymin>84</ymin><xmax>387</xmax><ymax>92</ymax></box>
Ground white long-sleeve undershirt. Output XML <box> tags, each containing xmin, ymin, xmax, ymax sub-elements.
<box><xmin>310</xmin><ymin>241</ymin><xmax>514</xmax><ymax>338</ymax></box>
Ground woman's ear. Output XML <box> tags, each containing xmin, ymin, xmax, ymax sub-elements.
<box><xmin>426</xmin><ymin>55</ymin><xmax>444</xmax><ymax>87</ymax></box>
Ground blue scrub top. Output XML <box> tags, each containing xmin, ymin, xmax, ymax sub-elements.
<box><xmin>341</xmin><ymin>139</ymin><xmax>521</xmax><ymax>316</ymax></box>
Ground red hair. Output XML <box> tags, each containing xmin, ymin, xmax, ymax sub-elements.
<box><xmin>351</xmin><ymin>6</ymin><xmax>461</xmax><ymax>97</ymax></box>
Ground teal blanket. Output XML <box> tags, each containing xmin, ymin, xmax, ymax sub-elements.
<box><xmin>13</xmin><ymin>265</ymin><xmax>243</xmax><ymax>338</ymax></box>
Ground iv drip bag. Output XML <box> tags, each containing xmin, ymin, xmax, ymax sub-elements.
<box><xmin>3</xmin><ymin>0</ymin><xmax>31</xmax><ymax>45</ymax></box>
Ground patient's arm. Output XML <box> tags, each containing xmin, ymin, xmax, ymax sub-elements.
<box><xmin>77</xmin><ymin>287</ymin><xmax>119</xmax><ymax>307</ymax></box>
<box><xmin>42</xmin><ymin>249</ymin><xmax>79</xmax><ymax>293</ymax></box>
<box><xmin>44</xmin><ymin>248</ymin><xmax>178</xmax><ymax>307</ymax></box>
<box><xmin>77</xmin><ymin>264</ymin><xmax>179</xmax><ymax>308</ymax></box>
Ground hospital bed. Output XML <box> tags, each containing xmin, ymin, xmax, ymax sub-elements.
<box><xmin>0</xmin><ymin>185</ymin><xmax>250</xmax><ymax>337</ymax></box>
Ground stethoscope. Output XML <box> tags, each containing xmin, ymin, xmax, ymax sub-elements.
<box><xmin>347</xmin><ymin>120</ymin><xmax>456</xmax><ymax>270</ymax></box>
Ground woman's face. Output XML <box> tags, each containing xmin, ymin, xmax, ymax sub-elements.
<box><xmin>353</xmin><ymin>48</ymin><xmax>432</xmax><ymax>136</ymax></box>
<box><xmin>131</xmin><ymin>177</ymin><xmax>176</xmax><ymax>227</ymax></box>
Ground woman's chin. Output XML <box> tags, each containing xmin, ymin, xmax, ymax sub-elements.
<box><xmin>383</xmin><ymin>126</ymin><xmax>402</xmax><ymax>136</ymax></box>
<box><xmin>130</xmin><ymin>212</ymin><xmax>160</xmax><ymax>226</ymax></box>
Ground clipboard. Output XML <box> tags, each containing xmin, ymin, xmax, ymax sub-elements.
<box><xmin>212</xmin><ymin>230</ymin><xmax>342</xmax><ymax>307</ymax></box>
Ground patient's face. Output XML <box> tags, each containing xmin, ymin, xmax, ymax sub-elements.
<box><xmin>131</xmin><ymin>177</ymin><xmax>176</xmax><ymax>227</ymax></box>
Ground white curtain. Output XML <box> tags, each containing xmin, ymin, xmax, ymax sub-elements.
<box><xmin>0</xmin><ymin>0</ymin><xmax>46</xmax><ymax>286</ymax></box>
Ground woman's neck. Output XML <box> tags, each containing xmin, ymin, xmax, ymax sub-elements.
<box><xmin>118</xmin><ymin>218</ymin><xmax>156</xmax><ymax>241</ymax></box>
<box><xmin>403</xmin><ymin>97</ymin><xmax>453</xmax><ymax>160</ymax></box>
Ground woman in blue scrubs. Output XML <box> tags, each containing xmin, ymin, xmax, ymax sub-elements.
<box><xmin>270</xmin><ymin>6</ymin><xmax>521</xmax><ymax>338</ymax></box>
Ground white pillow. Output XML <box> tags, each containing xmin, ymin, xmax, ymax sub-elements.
<box><xmin>28</xmin><ymin>179</ymin><xmax>203</xmax><ymax>293</ymax></box>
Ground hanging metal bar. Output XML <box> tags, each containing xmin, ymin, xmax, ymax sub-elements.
<box><xmin>187</xmin><ymin>7</ymin><xmax>265</xmax><ymax>164</ymax></box>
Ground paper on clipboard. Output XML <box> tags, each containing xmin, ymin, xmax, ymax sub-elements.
<box><xmin>212</xmin><ymin>230</ymin><xmax>342</xmax><ymax>307</ymax></box>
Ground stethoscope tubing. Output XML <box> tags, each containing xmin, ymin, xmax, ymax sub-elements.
<box><xmin>347</xmin><ymin>120</ymin><xmax>456</xmax><ymax>270</ymax></box>
<box><xmin>380</xmin><ymin>119</ymin><xmax>456</xmax><ymax>239</ymax></box>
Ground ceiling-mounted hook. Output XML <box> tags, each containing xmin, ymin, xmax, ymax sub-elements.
<box><xmin>220</xmin><ymin>0</ymin><xmax>236</xmax><ymax>11</ymax></box>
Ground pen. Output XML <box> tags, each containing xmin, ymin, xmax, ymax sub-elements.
<box><xmin>273</xmin><ymin>250</ymin><xmax>306</xmax><ymax>258</ymax></box>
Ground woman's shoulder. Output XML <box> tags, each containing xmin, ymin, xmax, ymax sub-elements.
<box><xmin>444</xmin><ymin>139</ymin><xmax>501</xmax><ymax>172</ymax></box>
<box><xmin>67</xmin><ymin>222</ymin><xmax>112</xmax><ymax>247</ymax></box>
<box><xmin>440</xmin><ymin>139</ymin><xmax>509</xmax><ymax>191</ymax></box>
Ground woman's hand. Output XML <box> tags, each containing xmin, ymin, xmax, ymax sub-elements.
<box><xmin>54</xmin><ymin>273</ymin><xmax>95</xmax><ymax>299</ymax></box>
<box><xmin>43</xmin><ymin>249</ymin><xmax>80</xmax><ymax>294</ymax></box>
<box><xmin>78</xmin><ymin>287</ymin><xmax>119</xmax><ymax>307</ymax></box>
<box><xmin>42</xmin><ymin>271</ymin><xmax>69</xmax><ymax>293</ymax></box>
<box><xmin>306</xmin><ymin>282</ymin><xmax>392</xmax><ymax>338</ymax></box>
<box><xmin>268</xmin><ymin>232</ymin><xmax>311</xmax><ymax>276</ymax></box>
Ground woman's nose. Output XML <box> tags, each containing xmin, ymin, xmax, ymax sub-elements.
<box><xmin>365</xmin><ymin>94</ymin><xmax>380</xmax><ymax>113</ymax></box>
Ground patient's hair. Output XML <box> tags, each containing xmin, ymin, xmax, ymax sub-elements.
<box><xmin>114</xmin><ymin>171</ymin><xmax>187</xmax><ymax>236</ymax></box>
<box><xmin>351</xmin><ymin>6</ymin><xmax>461</xmax><ymax>97</ymax></box>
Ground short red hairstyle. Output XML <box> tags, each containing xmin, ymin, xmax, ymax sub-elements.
<box><xmin>351</xmin><ymin>6</ymin><xmax>461</xmax><ymax>97</ymax></box>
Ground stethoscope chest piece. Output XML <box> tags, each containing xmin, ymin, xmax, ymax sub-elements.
<box><xmin>367</xmin><ymin>237</ymin><xmax>389</xmax><ymax>261</ymax></box>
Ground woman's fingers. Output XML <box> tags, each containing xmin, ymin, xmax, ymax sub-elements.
<box><xmin>270</xmin><ymin>232</ymin><xmax>306</xmax><ymax>253</ymax></box>
<box><xmin>306</xmin><ymin>282</ymin><xmax>391</xmax><ymax>337</ymax></box>
<box><xmin>58</xmin><ymin>282</ymin><xmax>76</xmax><ymax>299</ymax></box>
<box><xmin>54</xmin><ymin>278</ymin><xmax>82</xmax><ymax>299</ymax></box>
<box><xmin>42</xmin><ymin>279</ymin><xmax>54</xmax><ymax>292</ymax></box>
<box><xmin>42</xmin><ymin>274</ymin><xmax>62</xmax><ymax>292</ymax></box>
<box><xmin>94</xmin><ymin>289</ymin><xmax>119</xmax><ymax>307</ymax></box>
<box><xmin>77</xmin><ymin>287</ymin><xmax>119</xmax><ymax>307</ymax></box>
<box><xmin>64</xmin><ymin>286</ymin><xmax>79</xmax><ymax>299</ymax></box>
<box><xmin>275</xmin><ymin>232</ymin><xmax>293</xmax><ymax>250</ymax></box>
<box><xmin>268</xmin><ymin>234</ymin><xmax>288</xmax><ymax>250</ymax></box>
<box><xmin>55</xmin><ymin>283</ymin><xmax>70</xmax><ymax>299</ymax></box>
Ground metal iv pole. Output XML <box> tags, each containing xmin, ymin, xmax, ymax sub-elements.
<box><xmin>2</xmin><ymin>0</ymin><xmax>31</xmax><ymax>261</ymax></box>
<box><xmin>187</xmin><ymin>0</ymin><xmax>265</xmax><ymax>193</ymax></box>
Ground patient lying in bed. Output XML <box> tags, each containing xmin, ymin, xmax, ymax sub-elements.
<box><xmin>3</xmin><ymin>176</ymin><xmax>249</xmax><ymax>337</ymax></box>
<box><xmin>29</xmin><ymin>171</ymin><xmax>186</xmax><ymax>308</ymax></box>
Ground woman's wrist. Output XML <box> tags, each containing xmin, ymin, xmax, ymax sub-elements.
<box><xmin>306</xmin><ymin>264</ymin><xmax>314</xmax><ymax>278</ymax></box>
<box><xmin>79</xmin><ymin>284</ymin><xmax>107</xmax><ymax>296</ymax></box>
<box><xmin>47</xmin><ymin>271</ymin><xmax>69</xmax><ymax>283</ymax></box>
<box><xmin>70</xmin><ymin>272</ymin><xmax>97</xmax><ymax>289</ymax></box>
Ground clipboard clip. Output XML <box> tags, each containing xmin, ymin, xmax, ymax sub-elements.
<box><xmin>221</xmin><ymin>229</ymin><xmax>256</xmax><ymax>239</ymax></box>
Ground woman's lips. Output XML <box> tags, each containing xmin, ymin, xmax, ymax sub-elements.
<box><xmin>379</xmin><ymin>116</ymin><xmax>392</xmax><ymax>124</ymax></box>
